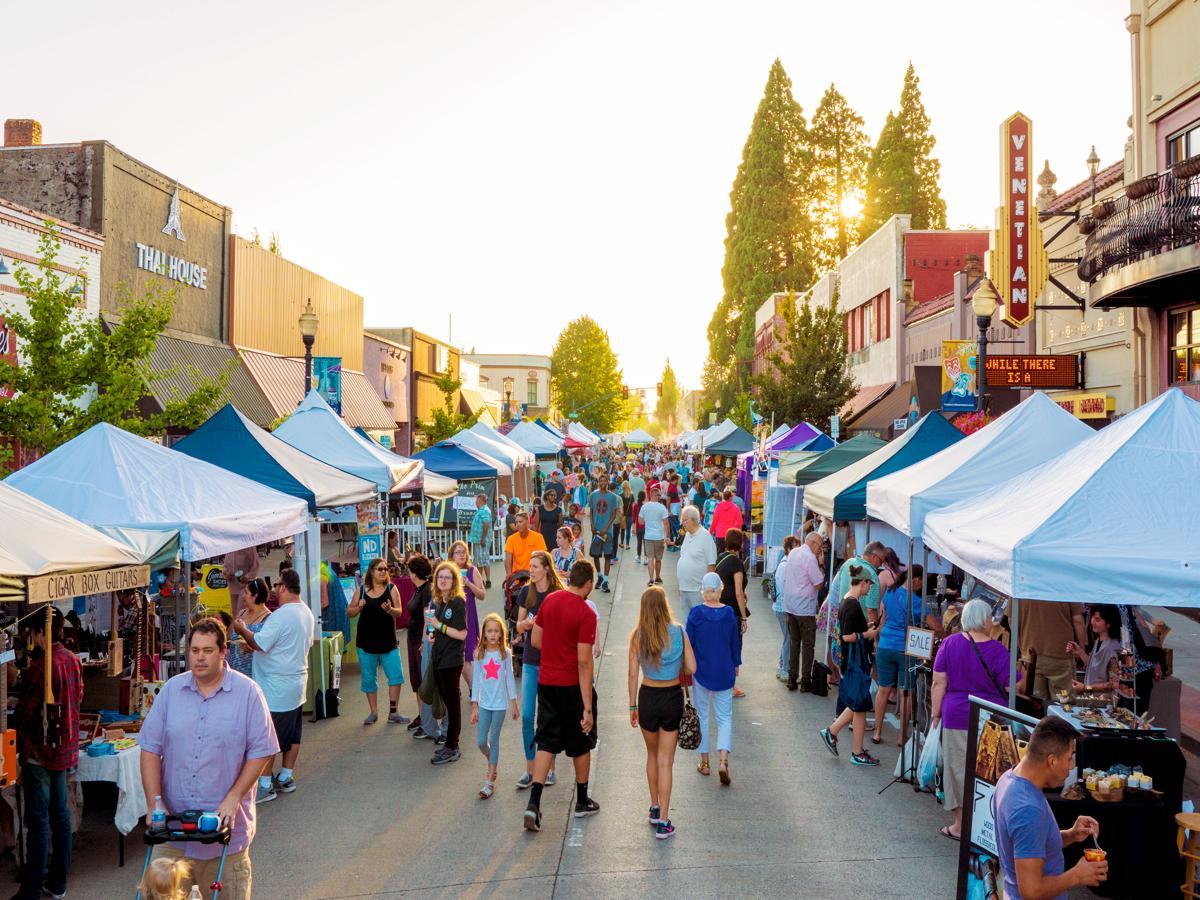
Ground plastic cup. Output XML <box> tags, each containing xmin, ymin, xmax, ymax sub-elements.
<box><xmin>1083</xmin><ymin>848</ymin><xmax>1106</xmax><ymax>863</ymax></box>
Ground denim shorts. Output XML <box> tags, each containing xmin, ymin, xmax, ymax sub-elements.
<box><xmin>875</xmin><ymin>647</ymin><xmax>915</xmax><ymax>690</ymax></box>
<box><xmin>358</xmin><ymin>648</ymin><xmax>405</xmax><ymax>693</ymax></box>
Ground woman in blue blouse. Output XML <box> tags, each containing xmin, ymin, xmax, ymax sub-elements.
<box><xmin>685</xmin><ymin>572</ymin><xmax>741</xmax><ymax>786</ymax></box>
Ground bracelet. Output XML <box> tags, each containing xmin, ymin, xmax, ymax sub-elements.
<box><xmin>440</xmin><ymin>623</ymin><xmax>447</xmax><ymax>634</ymax></box>
<box><xmin>629</xmin><ymin>705</ymin><xmax>638</xmax><ymax>710</ymax></box>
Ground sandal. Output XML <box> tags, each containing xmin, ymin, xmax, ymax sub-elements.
<box><xmin>479</xmin><ymin>780</ymin><xmax>494</xmax><ymax>799</ymax></box>
<box><xmin>697</xmin><ymin>759</ymin><xmax>711</xmax><ymax>776</ymax></box>
<box><xmin>732</xmin><ymin>687</ymin><xmax>746</xmax><ymax>698</ymax></box>
<box><xmin>718</xmin><ymin>761</ymin><xmax>731</xmax><ymax>786</ymax></box>
<box><xmin>871</xmin><ymin>734</ymin><xmax>882</xmax><ymax>745</ymax></box>
<box><xmin>939</xmin><ymin>825</ymin><xmax>960</xmax><ymax>842</ymax></box>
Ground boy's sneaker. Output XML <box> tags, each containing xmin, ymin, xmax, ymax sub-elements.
<box><xmin>42</xmin><ymin>886</ymin><xmax>67</xmax><ymax>900</ymax></box>
<box><xmin>648</xmin><ymin>805</ymin><xmax>662</xmax><ymax>825</ymax></box>
<box><xmin>412</xmin><ymin>727</ymin><xmax>431</xmax><ymax>740</ymax></box>
<box><xmin>406</xmin><ymin>719</ymin><xmax>421</xmax><ymax>731</ymax></box>
<box><xmin>819</xmin><ymin>727</ymin><xmax>839</xmax><ymax>757</ymax></box>
<box><xmin>776</xmin><ymin>669</ymin><xmax>788</xmax><ymax>682</ymax></box>
<box><xmin>573</xmin><ymin>798</ymin><xmax>600</xmax><ymax>818</ymax></box>
<box><xmin>523</xmin><ymin>803</ymin><xmax>542</xmax><ymax>832</ymax></box>
<box><xmin>851</xmin><ymin>750</ymin><xmax>880</xmax><ymax>767</ymax></box>
<box><xmin>601</xmin><ymin>579</ymin><xmax>611</xmax><ymax>593</ymax></box>
<box><xmin>515</xmin><ymin>772</ymin><xmax>533</xmax><ymax>790</ymax></box>
<box><xmin>655</xmin><ymin>820</ymin><xmax>676</xmax><ymax>840</ymax></box>
<box><xmin>434</xmin><ymin>734</ymin><xmax>448</xmax><ymax>745</ymax></box>
<box><xmin>274</xmin><ymin>774</ymin><xmax>296</xmax><ymax>794</ymax></box>
<box><xmin>545</xmin><ymin>770</ymin><xmax>556</xmax><ymax>786</ymax></box>
<box><xmin>431</xmin><ymin>747</ymin><xmax>461</xmax><ymax>765</ymax></box>
<box><xmin>255</xmin><ymin>783</ymin><xmax>277</xmax><ymax>803</ymax></box>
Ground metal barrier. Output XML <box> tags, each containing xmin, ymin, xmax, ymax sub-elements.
<box><xmin>384</xmin><ymin>516</ymin><xmax>505</xmax><ymax>562</ymax></box>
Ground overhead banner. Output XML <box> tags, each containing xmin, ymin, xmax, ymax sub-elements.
<box><xmin>313</xmin><ymin>356</ymin><xmax>343</xmax><ymax>415</ymax></box>
<box><xmin>26</xmin><ymin>564</ymin><xmax>151</xmax><ymax>603</ymax></box>
<box><xmin>956</xmin><ymin>697</ymin><xmax>1039</xmax><ymax>900</ymax></box>
<box><xmin>940</xmin><ymin>340</ymin><xmax>978</xmax><ymax>412</ymax></box>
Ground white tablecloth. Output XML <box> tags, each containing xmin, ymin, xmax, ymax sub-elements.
<box><xmin>74</xmin><ymin>743</ymin><xmax>145</xmax><ymax>835</ymax></box>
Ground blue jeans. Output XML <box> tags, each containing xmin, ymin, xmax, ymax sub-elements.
<box><xmin>622</xmin><ymin>520</ymin><xmax>633</xmax><ymax>546</ymax></box>
<box><xmin>775</xmin><ymin>610</ymin><xmax>790</xmax><ymax>671</ymax></box>
<box><xmin>521</xmin><ymin>663</ymin><xmax>539</xmax><ymax>761</ymax></box>
<box><xmin>692</xmin><ymin>682</ymin><xmax>733</xmax><ymax>755</ymax></box>
<box><xmin>20</xmin><ymin>761</ymin><xmax>71</xmax><ymax>899</ymax></box>
<box><xmin>476</xmin><ymin>707</ymin><xmax>507</xmax><ymax>767</ymax></box>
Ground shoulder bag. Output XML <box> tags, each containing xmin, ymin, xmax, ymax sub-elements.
<box><xmin>967</xmin><ymin>634</ymin><xmax>1007</xmax><ymax>700</ymax></box>
<box><xmin>678</xmin><ymin>685</ymin><xmax>701</xmax><ymax>750</ymax></box>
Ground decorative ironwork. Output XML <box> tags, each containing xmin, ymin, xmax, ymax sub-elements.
<box><xmin>1078</xmin><ymin>167</ymin><xmax>1200</xmax><ymax>283</ymax></box>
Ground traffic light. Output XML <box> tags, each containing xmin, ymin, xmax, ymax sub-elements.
<box><xmin>656</xmin><ymin>382</ymin><xmax>663</xmax><ymax>397</ymax></box>
<box><xmin>622</xmin><ymin>385</ymin><xmax>629</xmax><ymax>400</ymax></box>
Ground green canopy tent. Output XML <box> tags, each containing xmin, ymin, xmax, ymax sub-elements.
<box><xmin>792</xmin><ymin>435</ymin><xmax>886</xmax><ymax>486</ymax></box>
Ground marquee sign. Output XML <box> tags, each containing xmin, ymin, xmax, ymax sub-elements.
<box><xmin>989</xmin><ymin>112</ymin><xmax>1047</xmax><ymax>328</ymax></box>
<box><xmin>984</xmin><ymin>354</ymin><xmax>1078</xmax><ymax>389</ymax></box>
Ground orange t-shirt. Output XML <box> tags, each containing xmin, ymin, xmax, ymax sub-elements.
<box><xmin>505</xmin><ymin>530</ymin><xmax>547</xmax><ymax>573</ymax></box>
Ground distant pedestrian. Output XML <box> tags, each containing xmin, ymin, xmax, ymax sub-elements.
<box><xmin>873</xmin><ymin>564</ymin><xmax>923</xmax><ymax>746</ymax></box>
<box><xmin>228</xmin><ymin>578</ymin><xmax>270</xmax><ymax>677</ymax></box>
<box><xmin>632</xmin><ymin>490</ymin><xmax>647</xmax><ymax>564</ymax></box>
<box><xmin>686</xmin><ymin>572</ymin><xmax>740</xmax><ymax>786</ymax></box>
<box><xmin>468</xmin><ymin>493</ymin><xmax>493</xmax><ymax>589</ymax></box>
<box><xmin>628</xmin><ymin>586</ymin><xmax>695</xmax><ymax>839</ymax></box>
<box><xmin>587</xmin><ymin>474</ymin><xmax>621</xmax><ymax>593</ymax></box>
<box><xmin>348</xmin><ymin>558</ymin><xmax>409</xmax><ymax>726</ymax></box>
<box><xmin>638</xmin><ymin>485</ymin><xmax>670</xmax><ymax>586</ymax></box>
<box><xmin>552</xmin><ymin>526</ymin><xmax>577</xmax><ymax>576</ymax></box>
<box><xmin>819</xmin><ymin>565</ymin><xmax>880</xmax><ymax>767</ymax></box>
<box><xmin>404</xmin><ymin>555</ymin><xmax>436</xmax><ymax>733</ymax></box>
<box><xmin>771</xmin><ymin>536</ymin><xmax>797</xmax><ymax>683</ymax></box>
<box><xmin>709</xmin><ymin>491</ymin><xmax>743</xmax><ymax>542</ymax></box>
<box><xmin>425</xmin><ymin>561</ymin><xmax>470</xmax><ymax>765</ymax></box>
<box><xmin>782</xmin><ymin>532</ymin><xmax>825</xmax><ymax>693</ymax></box>
<box><xmin>471</xmin><ymin>613</ymin><xmax>519</xmax><ymax>799</ymax></box>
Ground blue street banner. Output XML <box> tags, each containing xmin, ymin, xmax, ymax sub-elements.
<box><xmin>313</xmin><ymin>356</ymin><xmax>343</xmax><ymax>415</ymax></box>
<box><xmin>357</xmin><ymin>533</ymin><xmax>383</xmax><ymax>574</ymax></box>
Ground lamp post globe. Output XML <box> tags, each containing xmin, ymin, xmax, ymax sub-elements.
<box><xmin>971</xmin><ymin>280</ymin><xmax>1000</xmax><ymax>413</ymax></box>
<box><xmin>1086</xmin><ymin>145</ymin><xmax>1101</xmax><ymax>205</ymax></box>
<box><xmin>298</xmin><ymin>298</ymin><xmax>319</xmax><ymax>399</ymax></box>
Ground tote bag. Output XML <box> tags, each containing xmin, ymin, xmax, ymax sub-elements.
<box><xmin>678</xmin><ymin>686</ymin><xmax>701</xmax><ymax>751</ymax></box>
<box><xmin>837</xmin><ymin>641</ymin><xmax>872</xmax><ymax>713</ymax></box>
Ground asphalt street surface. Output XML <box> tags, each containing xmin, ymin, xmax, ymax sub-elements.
<box><xmin>15</xmin><ymin>549</ymin><xmax>963</xmax><ymax>899</ymax></box>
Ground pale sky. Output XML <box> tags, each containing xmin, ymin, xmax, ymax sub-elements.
<box><xmin>8</xmin><ymin>0</ymin><xmax>1131</xmax><ymax>389</ymax></box>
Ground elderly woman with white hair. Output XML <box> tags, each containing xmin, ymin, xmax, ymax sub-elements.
<box><xmin>930</xmin><ymin>598</ymin><xmax>1016</xmax><ymax>841</ymax></box>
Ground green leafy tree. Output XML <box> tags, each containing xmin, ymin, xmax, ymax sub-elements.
<box><xmin>753</xmin><ymin>290</ymin><xmax>856</xmax><ymax>429</ymax></box>
<box><xmin>550</xmin><ymin>316</ymin><xmax>624</xmax><ymax>433</ymax></box>
<box><xmin>654</xmin><ymin>360</ymin><xmax>681</xmax><ymax>436</ymax></box>
<box><xmin>809</xmin><ymin>83</ymin><xmax>871</xmax><ymax>268</ymax></box>
<box><xmin>861</xmin><ymin>63</ymin><xmax>947</xmax><ymax>236</ymax></box>
<box><xmin>696</xmin><ymin>354</ymin><xmax>734</xmax><ymax>431</ymax></box>
<box><xmin>707</xmin><ymin>58</ymin><xmax>815</xmax><ymax>399</ymax></box>
<box><xmin>728</xmin><ymin>391</ymin><xmax>755</xmax><ymax>432</ymax></box>
<box><xmin>0</xmin><ymin>225</ymin><xmax>227</xmax><ymax>474</ymax></box>
<box><xmin>417</xmin><ymin>371</ymin><xmax>481</xmax><ymax>444</ymax></box>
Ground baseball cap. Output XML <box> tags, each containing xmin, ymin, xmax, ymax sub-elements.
<box><xmin>701</xmin><ymin>572</ymin><xmax>723</xmax><ymax>592</ymax></box>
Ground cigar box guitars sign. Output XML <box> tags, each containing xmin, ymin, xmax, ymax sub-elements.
<box><xmin>956</xmin><ymin>698</ymin><xmax>1039</xmax><ymax>900</ymax></box>
<box><xmin>26</xmin><ymin>565</ymin><xmax>151</xmax><ymax>603</ymax></box>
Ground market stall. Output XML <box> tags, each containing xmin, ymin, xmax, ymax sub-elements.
<box><xmin>623</xmin><ymin>427</ymin><xmax>654</xmax><ymax>448</ymax></box>
<box><xmin>451</xmin><ymin>425</ymin><xmax>533</xmax><ymax>501</ymax></box>
<box><xmin>791</xmin><ymin>434</ymin><xmax>884</xmax><ymax>486</ymax></box>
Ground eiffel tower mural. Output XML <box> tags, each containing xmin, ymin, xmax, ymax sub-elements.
<box><xmin>162</xmin><ymin>182</ymin><xmax>186</xmax><ymax>241</ymax></box>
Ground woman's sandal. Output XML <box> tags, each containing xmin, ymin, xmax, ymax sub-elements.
<box><xmin>718</xmin><ymin>761</ymin><xmax>731</xmax><ymax>786</ymax></box>
<box><xmin>697</xmin><ymin>759</ymin><xmax>711</xmax><ymax>776</ymax></box>
<box><xmin>871</xmin><ymin>734</ymin><xmax>882</xmax><ymax>745</ymax></box>
<box><xmin>939</xmin><ymin>825</ymin><xmax>960</xmax><ymax>842</ymax></box>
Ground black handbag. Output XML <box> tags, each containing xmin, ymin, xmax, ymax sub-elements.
<box><xmin>809</xmin><ymin>661</ymin><xmax>830</xmax><ymax>697</ymax></box>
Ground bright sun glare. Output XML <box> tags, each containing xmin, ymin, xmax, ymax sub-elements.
<box><xmin>839</xmin><ymin>193</ymin><xmax>863</xmax><ymax>219</ymax></box>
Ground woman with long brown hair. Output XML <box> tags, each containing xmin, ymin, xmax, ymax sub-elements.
<box><xmin>513</xmin><ymin>549</ymin><xmax>564</xmax><ymax>789</ymax></box>
<box><xmin>424</xmin><ymin>560</ymin><xmax>469</xmax><ymax>765</ymax></box>
<box><xmin>627</xmin><ymin>586</ymin><xmax>695</xmax><ymax>840</ymax></box>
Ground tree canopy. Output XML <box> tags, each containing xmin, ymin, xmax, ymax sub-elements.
<box><xmin>753</xmin><ymin>290</ymin><xmax>856</xmax><ymax>430</ymax></box>
<box><xmin>809</xmin><ymin>83</ymin><xmax>870</xmax><ymax>270</ymax></box>
<box><xmin>0</xmin><ymin>226</ymin><xmax>226</xmax><ymax>474</ymax></box>
<box><xmin>417</xmin><ymin>371</ymin><xmax>481</xmax><ymax>445</ymax></box>
<box><xmin>550</xmin><ymin>316</ymin><xmax>624</xmax><ymax>433</ymax></box>
<box><xmin>654</xmin><ymin>359</ymin><xmax>680</xmax><ymax>436</ymax></box>
<box><xmin>861</xmin><ymin>63</ymin><xmax>947</xmax><ymax>235</ymax></box>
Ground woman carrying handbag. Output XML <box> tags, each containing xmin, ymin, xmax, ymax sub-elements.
<box><xmin>819</xmin><ymin>565</ymin><xmax>881</xmax><ymax>767</ymax></box>
<box><xmin>628</xmin><ymin>586</ymin><xmax>696</xmax><ymax>840</ymax></box>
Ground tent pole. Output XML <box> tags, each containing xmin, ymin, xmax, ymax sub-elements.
<box><xmin>44</xmin><ymin>605</ymin><xmax>53</xmax><ymax>704</ymax></box>
<box><xmin>865</xmin><ymin>516</ymin><xmax>871</xmax><ymax>544</ymax></box>
<box><xmin>181</xmin><ymin>559</ymin><xmax>192</xmax><ymax>672</ymax></box>
<box><xmin>1009</xmin><ymin>598</ymin><xmax>1019</xmax><ymax>709</ymax></box>
<box><xmin>825</xmin><ymin>522</ymin><xmax>836</xmax><ymax>670</ymax></box>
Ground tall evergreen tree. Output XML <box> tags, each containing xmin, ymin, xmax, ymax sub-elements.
<box><xmin>549</xmin><ymin>316</ymin><xmax>624</xmax><ymax>433</ymax></box>
<box><xmin>707</xmin><ymin>58</ymin><xmax>814</xmax><ymax>402</ymax></box>
<box><xmin>809</xmin><ymin>83</ymin><xmax>870</xmax><ymax>269</ymax></box>
<box><xmin>861</xmin><ymin>63</ymin><xmax>947</xmax><ymax>236</ymax></box>
<box><xmin>753</xmin><ymin>291</ymin><xmax>856</xmax><ymax>430</ymax></box>
<box><xmin>654</xmin><ymin>360</ymin><xmax>680</xmax><ymax>435</ymax></box>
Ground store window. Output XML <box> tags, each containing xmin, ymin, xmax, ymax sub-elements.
<box><xmin>1168</xmin><ymin>121</ymin><xmax>1200</xmax><ymax>166</ymax></box>
<box><xmin>1169</xmin><ymin>307</ymin><xmax>1200</xmax><ymax>383</ymax></box>
<box><xmin>526</xmin><ymin>379</ymin><xmax>538</xmax><ymax>405</ymax></box>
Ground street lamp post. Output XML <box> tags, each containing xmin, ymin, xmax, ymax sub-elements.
<box><xmin>972</xmin><ymin>280</ymin><xmax>1000</xmax><ymax>414</ymax></box>
<box><xmin>503</xmin><ymin>376</ymin><xmax>514</xmax><ymax>422</ymax></box>
<box><xmin>297</xmin><ymin>298</ymin><xmax>319</xmax><ymax>399</ymax></box>
<box><xmin>1086</xmin><ymin>145</ymin><xmax>1101</xmax><ymax>207</ymax></box>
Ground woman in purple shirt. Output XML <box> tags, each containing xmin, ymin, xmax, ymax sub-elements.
<box><xmin>931</xmin><ymin>599</ymin><xmax>1016</xmax><ymax>841</ymax></box>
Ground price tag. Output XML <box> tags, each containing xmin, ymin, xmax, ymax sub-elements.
<box><xmin>906</xmin><ymin>626</ymin><xmax>935</xmax><ymax>660</ymax></box>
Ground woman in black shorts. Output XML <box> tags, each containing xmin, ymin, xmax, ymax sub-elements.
<box><xmin>627</xmin><ymin>586</ymin><xmax>695</xmax><ymax>840</ymax></box>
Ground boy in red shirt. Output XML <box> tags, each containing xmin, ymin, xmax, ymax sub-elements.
<box><xmin>523</xmin><ymin>559</ymin><xmax>600</xmax><ymax>831</ymax></box>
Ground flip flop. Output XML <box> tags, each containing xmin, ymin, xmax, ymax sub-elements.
<box><xmin>939</xmin><ymin>826</ymin><xmax>960</xmax><ymax>842</ymax></box>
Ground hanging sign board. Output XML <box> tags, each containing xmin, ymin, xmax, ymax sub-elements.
<box><xmin>905</xmin><ymin>626</ymin><xmax>934</xmax><ymax>660</ymax></box>
<box><xmin>26</xmin><ymin>564</ymin><xmax>150</xmax><ymax>604</ymax></box>
<box><xmin>941</xmin><ymin>340</ymin><xmax>978</xmax><ymax>412</ymax></box>
<box><xmin>985</xmin><ymin>354</ymin><xmax>1077</xmax><ymax>388</ymax></box>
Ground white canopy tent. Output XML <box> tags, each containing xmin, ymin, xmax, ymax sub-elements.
<box><xmin>567</xmin><ymin>421</ymin><xmax>601</xmax><ymax>446</ymax></box>
<box><xmin>507</xmin><ymin>420</ymin><xmax>562</xmax><ymax>455</ymax></box>
<box><xmin>866</xmin><ymin>392</ymin><xmax>1093</xmax><ymax>538</ymax></box>
<box><xmin>624</xmin><ymin>427</ymin><xmax>655</xmax><ymax>446</ymax></box>
<box><xmin>469</xmin><ymin>421</ymin><xmax>536</xmax><ymax>466</ymax></box>
<box><xmin>923</xmin><ymin>389</ymin><xmax>1200</xmax><ymax>606</ymax></box>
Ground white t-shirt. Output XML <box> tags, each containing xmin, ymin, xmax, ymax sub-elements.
<box><xmin>677</xmin><ymin>527</ymin><xmax>718</xmax><ymax>592</ymax></box>
<box><xmin>639</xmin><ymin>500</ymin><xmax>669</xmax><ymax>541</ymax></box>
<box><xmin>251</xmin><ymin>602</ymin><xmax>316</xmax><ymax>712</ymax></box>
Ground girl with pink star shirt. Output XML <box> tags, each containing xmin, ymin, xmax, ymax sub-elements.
<box><xmin>470</xmin><ymin>614</ymin><xmax>520</xmax><ymax>798</ymax></box>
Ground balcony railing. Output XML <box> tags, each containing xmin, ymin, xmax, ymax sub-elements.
<box><xmin>1078</xmin><ymin>160</ymin><xmax>1200</xmax><ymax>285</ymax></box>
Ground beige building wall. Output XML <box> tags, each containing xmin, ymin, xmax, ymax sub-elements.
<box><xmin>229</xmin><ymin>235</ymin><xmax>364</xmax><ymax>370</ymax></box>
<box><xmin>1128</xmin><ymin>0</ymin><xmax>1200</xmax><ymax>178</ymax></box>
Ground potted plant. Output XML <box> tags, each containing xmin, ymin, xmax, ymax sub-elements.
<box><xmin>1078</xmin><ymin>216</ymin><xmax>1096</xmax><ymax>235</ymax></box>
<box><xmin>1126</xmin><ymin>174</ymin><xmax>1159</xmax><ymax>200</ymax></box>
<box><xmin>1092</xmin><ymin>198</ymin><xmax>1116</xmax><ymax>220</ymax></box>
<box><xmin>1171</xmin><ymin>156</ymin><xmax>1200</xmax><ymax>180</ymax></box>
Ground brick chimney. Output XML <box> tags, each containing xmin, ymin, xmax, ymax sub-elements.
<box><xmin>964</xmin><ymin>254</ymin><xmax>983</xmax><ymax>280</ymax></box>
<box><xmin>902</xmin><ymin>278</ymin><xmax>917</xmax><ymax>316</ymax></box>
<box><xmin>4</xmin><ymin>119</ymin><xmax>42</xmax><ymax>147</ymax></box>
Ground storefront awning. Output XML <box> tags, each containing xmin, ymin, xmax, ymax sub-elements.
<box><xmin>847</xmin><ymin>381</ymin><xmax>917</xmax><ymax>436</ymax></box>
<box><xmin>144</xmin><ymin>331</ymin><xmax>277</xmax><ymax>427</ymax></box>
<box><xmin>841</xmin><ymin>382</ymin><xmax>894</xmax><ymax>426</ymax></box>
<box><xmin>239</xmin><ymin>347</ymin><xmax>396</xmax><ymax>430</ymax></box>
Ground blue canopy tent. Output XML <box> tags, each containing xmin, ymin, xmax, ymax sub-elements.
<box><xmin>412</xmin><ymin>441</ymin><xmax>510</xmax><ymax>481</ymax></box>
<box><xmin>175</xmin><ymin>404</ymin><xmax>377</xmax><ymax>513</ymax></box>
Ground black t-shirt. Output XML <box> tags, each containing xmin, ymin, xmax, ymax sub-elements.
<box><xmin>543</xmin><ymin>481</ymin><xmax>566</xmax><ymax>506</ymax></box>
<box><xmin>838</xmin><ymin>594</ymin><xmax>868</xmax><ymax>665</ymax></box>
<box><xmin>715</xmin><ymin>552</ymin><xmax>745</xmax><ymax>617</ymax></box>
<box><xmin>518</xmin><ymin>585</ymin><xmax>551</xmax><ymax>667</ymax></box>
<box><xmin>430</xmin><ymin>596</ymin><xmax>468</xmax><ymax>670</ymax></box>
<box><xmin>537</xmin><ymin>503</ymin><xmax>562</xmax><ymax>547</ymax></box>
<box><xmin>406</xmin><ymin>582</ymin><xmax>431</xmax><ymax>641</ymax></box>
<box><xmin>357</xmin><ymin>583</ymin><xmax>399</xmax><ymax>654</ymax></box>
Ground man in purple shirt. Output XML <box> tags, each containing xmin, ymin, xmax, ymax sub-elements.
<box><xmin>140</xmin><ymin>618</ymin><xmax>278</xmax><ymax>900</ymax></box>
<box><xmin>782</xmin><ymin>531</ymin><xmax>825</xmax><ymax>692</ymax></box>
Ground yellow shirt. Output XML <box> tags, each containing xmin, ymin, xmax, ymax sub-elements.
<box><xmin>505</xmin><ymin>530</ymin><xmax>547</xmax><ymax>573</ymax></box>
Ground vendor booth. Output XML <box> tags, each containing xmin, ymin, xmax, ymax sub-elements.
<box><xmin>451</xmin><ymin>426</ymin><xmax>533</xmax><ymax>501</ymax></box>
<box><xmin>791</xmin><ymin>434</ymin><xmax>884</xmax><ymax>486</ymax></box>
<box><xmin>623</xmin><ymin>427</ymin><xmax>654</xmax><ymax>448</ymax></box>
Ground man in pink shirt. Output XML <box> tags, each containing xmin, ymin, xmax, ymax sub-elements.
<box><xmin>782</xmin><ymin>532</ymin><xmax>825</xmax><ymax>692</ymax></box>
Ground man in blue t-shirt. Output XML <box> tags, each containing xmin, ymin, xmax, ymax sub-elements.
<box><xmin>994</xmin><ymin>715</ymin><xmax>1106</xmax><ymax>899</ymax></box>
<box><xmin>587</xmin><ymin>475</ymin><xmax>621</xmax><ymax>593</ymax></box>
